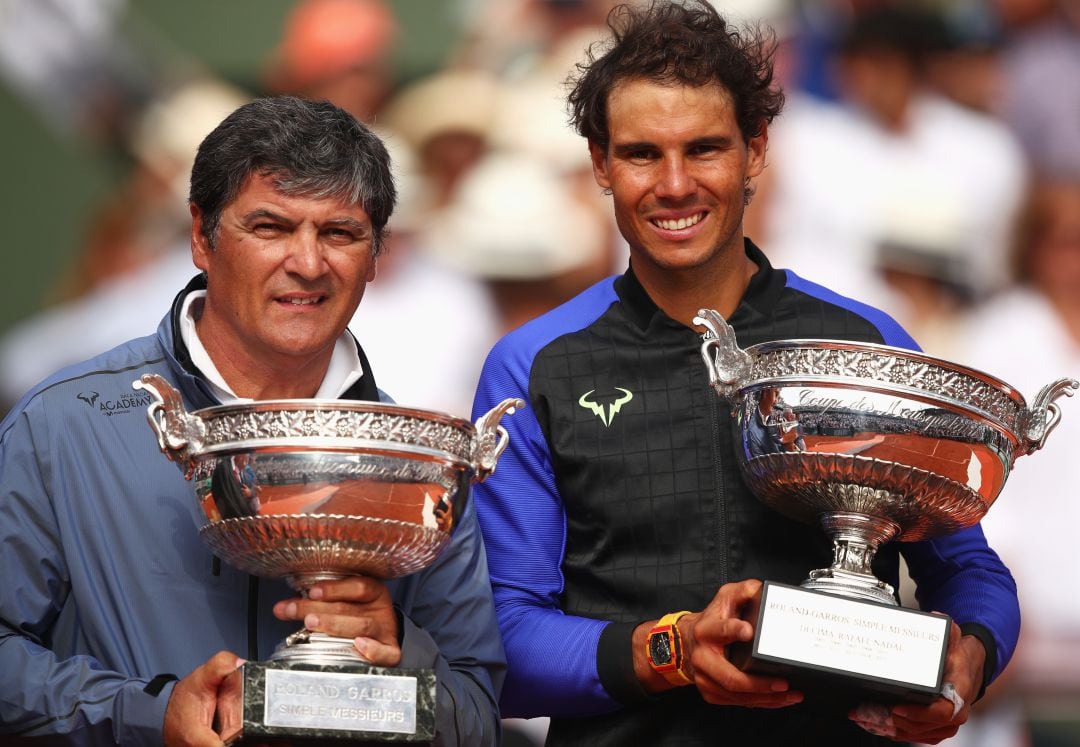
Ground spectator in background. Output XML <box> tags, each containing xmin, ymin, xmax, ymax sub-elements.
<box><xmin>0</xmin><ymin>0</ymin><xmax>153</xmax><ymax>144</ymax></box>
<box><xmin>917</xmin><ymin>0</ymin><xmax>1080</xmax><ymax>182</ymax></box>
<box><xmin>995</xmin><ymin>0</ymin><xmax>1080</xmax><ymax>179</ymax></box>
<box><xmin>0</xmin><ymin>0</ymin><xmax>412</xmax><ymax>416</ymax></box>
<box><xmin>344</xmin><ymin>130</ymin><xmax>499</xmax><ymax>419</ymax></box>
<box><xmin>921</xmin><ymin>1</ymin><xmax>1004</xmax><ymax>115</ymax></box>
<box><xmin>381</xmin><ymin>67</ymin><xmax>502</xmax><ymax>218</ymax></box>
<box><xmin>0</xmin><ymin>78</ymin><xmax>250</xmax><ymax>411</ymax></box>
<box><xmin>451</xmin><ymin>0</ymin><xmax>614</xmax><ymax>78</ymax></box>
<box><xmin>262</xmin><ymin>0</ymin><xmax>397</xmax><ymax>123</ymax></box>
<box><xmin>488</xmin><ymin>14</ymin><xmax>628</xmax><ymax>279</ymax></box>
<box><xmin>425</xmin><ymin>152</ymin><xmax>611</xmax><ymax>336</ymax></box>
<box><xmin>870</xmin><ymin>178</ymin><xmax>977</xmax><ymax>357</ymax></box>
<box><xmin>51</xmin><ymin>79</ymin><xmax>250</xmax><ymax>302</ymax></box>
<box><xmin>748</xmin><ymin>4</ymin><xmax>1027</xmax><ymax>315</ymax></box>
<box><xmin>948</xmin><ymin>177</ymin><xmax>1080</xmax><ymax>747</ymax></box>
<box><xmin>0</xmin><ymin>0</ymin><xmax>231</xmax><ymax>307</ymax></box>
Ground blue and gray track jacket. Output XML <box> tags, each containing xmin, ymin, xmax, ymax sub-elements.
<box><xmin>0</xmin><ymin>277</ymin><xmax>505</xmax><ymax>745</ymax></box>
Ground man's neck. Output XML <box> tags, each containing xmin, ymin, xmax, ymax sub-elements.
<box><xmin>194</xmin><ymin>317</ymin><xmax>332</xmax><ymax>400</ymax></box>
<box><xmin>213</xmin><ymin>355</ymin><xmax>330</xmax><ymax>400</ymax></box>
<box><xmin>633</xmin><ymin>249</ymin><xmax>758</xmax><ymax>328</ymax></box>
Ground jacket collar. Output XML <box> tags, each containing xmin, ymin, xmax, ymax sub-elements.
<box><xmin>614</xmin><ymin>238</ymin><xmax>785</xmax><ymax>332</ymax></box>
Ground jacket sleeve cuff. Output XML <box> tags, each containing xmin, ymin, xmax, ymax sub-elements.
<box><xmin>397</xmin><ymin>611</ymin><xmax>440</xmax><ymax>669</ymax></box>
<box><xmin>114</xmin><ymin>678</ymin><xmax>175</xmax><ymax>746</ymax></box>
<box><xmin>596</xmin><ymin>621</ymin><xmax>652</xmax><ymax>706</ymax></box>
<box><xmin>958</xmin><ymin>622</ymin><xmax>996</xmax><ymax>701</ymax></box>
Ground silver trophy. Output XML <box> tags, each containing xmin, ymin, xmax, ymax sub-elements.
<box><xmin>693</xmin><ymin>308</ymin><xmax>1077</xmax><ymax>702</ymax></box>
<box><xmin>134</xmin><ymin>373</ymin><xmax>522</xmax><ymax>744</ymax></box>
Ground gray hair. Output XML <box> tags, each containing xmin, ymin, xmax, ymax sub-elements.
<box><xmin>189</xmin><ymin>96</ymin><xmax>396</xmax><ymax>255</ymax></box>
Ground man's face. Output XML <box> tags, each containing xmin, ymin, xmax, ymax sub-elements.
<box><xmin>191</xmin><ymin>172</ymin><xmax>376</xmax><ymax>373</ymax></box>
<box><xmin>589</xmin><ymin>79</ymin><xmax>766</xmax><ymax>277</ymax></box>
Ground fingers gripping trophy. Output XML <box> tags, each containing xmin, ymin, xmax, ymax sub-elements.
<box><xmin>694</xmin><ymin>308</ymin><xmax>1078</xmax><ymax>703</ymax></box>
<box><xmin>134</xmin><ymin>373</ymin><xmax>521</xmax><ymax>744</ymax></box>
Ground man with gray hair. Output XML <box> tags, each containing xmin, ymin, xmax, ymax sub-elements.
<box><xmin>0</xmin><ymin>96</ymin><xmax>504</xmax><ymax>746</ymax></box>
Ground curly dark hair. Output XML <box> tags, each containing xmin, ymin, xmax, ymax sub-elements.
<box><xmin>567</xmin><ymin>0</ymin><xmax>785</xmax><ymax>153</ymax></box>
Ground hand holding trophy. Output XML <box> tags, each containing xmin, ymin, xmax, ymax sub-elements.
<box><xmin>693</xmin><ymin>308</ymin><xmax>1077</xmax><ymax>704</ymax></box>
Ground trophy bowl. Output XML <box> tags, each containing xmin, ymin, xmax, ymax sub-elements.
<box><xmin>694</xmin><ymin>308</ymin><xmax>1078</xmax><ymax>604</ymax></box>
<box><xmin>693</xmin><ymin>309</ymin><xmax>1077</xmax><ymax>703</ymax></box>
<box><xmin>134</xmin><ymin>373</ymin><xmax>522</xmax><ymax>589</ymax></box>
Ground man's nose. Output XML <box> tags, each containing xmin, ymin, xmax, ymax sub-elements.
<box><xmin>283</xmin><ymin>228</ymin><xmax>328</xmax><ymax>278</ymax></box>
<box><xmin>655</xmin><ymin>157</ymin><xmax>697</xmax><ymax>200</ymax></box>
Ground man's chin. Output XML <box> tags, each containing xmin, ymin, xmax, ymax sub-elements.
<box><xmin>263</xmin><ymin>337</ymin><xmax>340</xmax><ymax>367</ymax></box>
<box><xmin>637</xmin><ymin>249</ymin><xmax>716</xmax><ymax>273</ymax></box>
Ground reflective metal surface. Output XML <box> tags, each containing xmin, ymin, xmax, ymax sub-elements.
<box><xmin>134</xmin><ymin>374</ymin><xmax>522</xmax><ymax>666</ymax></box>
<box><xmin>695</xmin><ymin>308</ymin><xmax>1077</xmax><ymax>604</ymax></box>
<box><xmin>134</xmin><ymin>373</ymin><xmax>522</xmax><ymax>587</ymax></box>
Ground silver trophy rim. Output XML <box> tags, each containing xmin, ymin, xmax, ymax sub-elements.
<box><xmin>744</xmin><ymin>338</ymin><xmax>1027</xmax><ymax>403</ymax></box>
<box><xmin>192</xmin><ymin>439</ymin><xmax>475</xmax><ymax>469</ymax></box>
<box><xmin>189</xmin><ymin>397</ymin><xmax>477</xmax><ymax>430</ymax></box>
<box><xmin>734</xmin><ymin>338</ymin><xmax>1033</xmax><ymax>444</ymax></box>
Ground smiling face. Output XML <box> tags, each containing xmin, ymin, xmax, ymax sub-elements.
<box><xmin>191</xmin><ymin>171</ymin><xmax>376</xmax><ymax>395</ymax></box>
<box><xmin>590</xmin><ymin>78</ymin><xmax>766</xmax><ymax>285</ymax></box>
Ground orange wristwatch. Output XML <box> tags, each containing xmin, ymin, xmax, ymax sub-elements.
<box><xmin>646</xmin><ymin>610</ymin><xmax>693</xmax><ymax>686</ymax></box>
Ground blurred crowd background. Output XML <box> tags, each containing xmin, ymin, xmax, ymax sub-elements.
<box><xmin>0</xmin><ymin>0</ymin><xmax>1077</xmax><ymax>745</ymax></box>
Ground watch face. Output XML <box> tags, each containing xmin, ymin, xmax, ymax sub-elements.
<box><xmin>649</xmin><ymin>631</ymin><xmax>674</xmax><ymax>666</ymax></box>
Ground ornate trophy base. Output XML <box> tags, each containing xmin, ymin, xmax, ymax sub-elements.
<box><xmin>216</xmin><ymin>644</ymin><xmax>436</xmax><ymax>745</ymax></box>
<box><xmin>730</xmin><ymin>581</ymin><xmax>950</xmax><ymax>704</ymax></box>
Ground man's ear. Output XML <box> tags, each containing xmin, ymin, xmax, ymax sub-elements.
<box><xmin>589</xmin><ymin>141</ymin><xmax>611</xmax><ymax>191</ymax></box>
<box><xmin>746</xmin><ymin>123</ymin><xmax>768</xmax><ymax>179</ymax></box>
<box><xmin>190</xmin><ymin>204</ymin><xmax>211</xmax><ymax>272</ymax></box>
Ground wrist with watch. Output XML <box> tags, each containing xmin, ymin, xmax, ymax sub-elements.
<box><xmin>646</xmin><ymin>610</ymin><xmax>693</xmax><ymax>686</ymax></box>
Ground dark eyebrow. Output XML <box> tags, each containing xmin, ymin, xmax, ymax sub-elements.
<box><xmin>687</xmin><ymin>135</ymin><xmax>736</xmax><ymax>149</ymax></box>
<box><xmin>611</xmin><ymin>135</ymin><xmax>736</xmax><ymax>158</ymax></box>
<box><xmin>322</xmin><ymin>218</ymin><xmax>369</xmax><ymax>234</ymax></box>
<box><xmin>240</xmin><ymin>209</ymin><xmax>293</xmax><ymax>226</ymax></box>
<box><xmin>611</xmin><ymin>141</ymin><xmax>656</xmax><ymax>158</ymax></box>
<box><xmin>240</xmin><ymin>210</ymin><xmax>368</xmax><ymax>234</ymax></box>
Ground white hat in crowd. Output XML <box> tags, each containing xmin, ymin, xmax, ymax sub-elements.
<box><xmin>423</xmin><ymin>152</ymin><xmax>604</xmax><ymax>280</ymax></box>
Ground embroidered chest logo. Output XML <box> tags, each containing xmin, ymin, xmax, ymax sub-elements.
<box><xmin>77</xmin><ymin>391</ymin><xmax>100</xmax><ymax>407</ymax></box>
<box><xmin>578</xmin><ymin>388</ymin><xmax>634</xmax><ymax>426</ymax></box>
<box><xmin>76</xmin><ymin>389</ymin><xmax>154</xmax><ymax>417</ymax></box>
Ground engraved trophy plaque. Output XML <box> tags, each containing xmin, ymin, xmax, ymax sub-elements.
<box><xmin>693</xmin><ymin>309</ymin><xmax>1077</xmax><ymax>703</ymax></box>
<box><xmin>134</xmin><ymin>373</ymin><xmax>522</xmax><ymax>743</ymax></box>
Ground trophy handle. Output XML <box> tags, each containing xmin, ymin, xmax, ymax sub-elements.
<box><xmin>472</xmin><ymin>397</ymin><xmax>525</xmax><ymax>481</ymax></box>
<box><xmin>132</xmin><ymin>373</ymin><xmax>205</xmax><ymax>479</ymax></box>
<box><xmin>693</xmin><ymin>308</ymin><xmax>753</xmax><ymax>399</ymax></box>
<box><xmin>1019</xmin><ymin>377</ymin><xmax>1079</xmax><ymax>455</ymax></box>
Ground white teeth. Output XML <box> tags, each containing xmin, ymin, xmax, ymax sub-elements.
<box><xmin>285</xmin><ymin>297</ymin><xmax>320</xmax><ymax>305</ymax></box>
<box><xmin>655</xmin><ymin>213</ymin><xmax>704</xmax><ymax>231</ymax></box>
